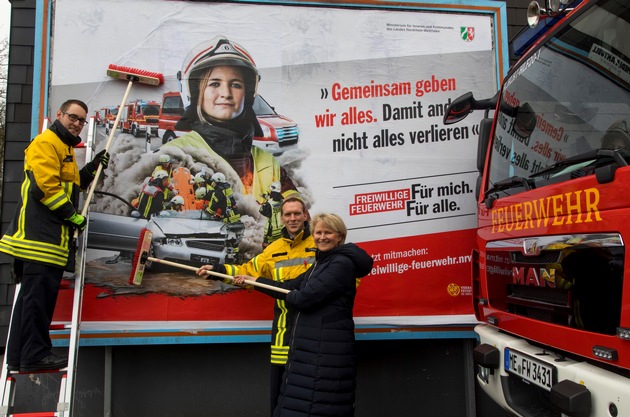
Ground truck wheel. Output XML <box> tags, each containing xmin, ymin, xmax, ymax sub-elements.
<box><xmin>132</xmin><ymin>125</ymin><xmax>139</xmax><ymax>137</ymax></box>
<box><xmin>162</xmin><ymin>131</ymin><xmax>176</xmax><ymax>145</ymax></box>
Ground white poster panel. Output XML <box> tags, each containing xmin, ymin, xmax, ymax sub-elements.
<box><xmin>45</xmin><ymin>0</ymin><xmax>505</xmax><ymax>337</ymax></box>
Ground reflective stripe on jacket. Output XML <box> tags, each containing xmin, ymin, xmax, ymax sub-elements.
<box><xmin>224</xmin><ymin>227</ymin><xmax>316</xmax><ymax>364</ymax></box>
<box><xmin>0</xmin><ymin>129</ymin><xmax>83</xmax><ymax>267</ymax></box>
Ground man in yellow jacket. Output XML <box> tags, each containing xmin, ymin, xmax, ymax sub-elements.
<box><xmin>0</xmin><ymin>99</ymin><xmax>108</xmax><ymax>372</ymax></box>
<box><xmin>197</xmin><ymin>197</ymin><xmax>315</xmax><ymax>415</ymax></box>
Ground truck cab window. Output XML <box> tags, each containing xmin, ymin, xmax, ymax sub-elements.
<box><xmin>487</xmin><ymin>0</ymin><xmax>630</xmax><ymax>193</ymax></box>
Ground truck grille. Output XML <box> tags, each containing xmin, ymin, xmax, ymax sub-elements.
<box><xmin>508</xmin><ymin>285</ymin><xmax>573</xmax><ymax>326</ymax></box>
<box><xmin>486</xmin><ymin>234</ymin><xmax>624</xmax><ymax>335</ymax></box>
<box><xmin>509</xmin><ymin>285</ymin><xmax>569</xmax><ymax>305</ymax></box>
<box><xmin>512</xmin><ymin>251</ymin><xmax>560</xmax><ymax>265</ymax></box>
<box><xmin>277</xmin><ymin>126</ymin><xmax>299</xmax><ymax>147</ymax></box>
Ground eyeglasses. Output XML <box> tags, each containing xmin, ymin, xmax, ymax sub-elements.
<box><xmin>63</xmin><ymin>112</ymin><xmax>88</xmax><ymax>126</ymax></box>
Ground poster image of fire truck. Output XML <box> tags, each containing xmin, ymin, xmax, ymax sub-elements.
<box><xmin>47</xmin><ymin>0</ymin><xmax>505</xmax><ymax>330</ymax></box>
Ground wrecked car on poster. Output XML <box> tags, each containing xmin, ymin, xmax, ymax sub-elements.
<box><xmin>87</xmin><ymin>198</ymin><xmax>243</xmax><ymax>269</ymax></box>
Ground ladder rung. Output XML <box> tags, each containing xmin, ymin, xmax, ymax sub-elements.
<box><xmin>8</xmin><ymin>413</ymin><xmax>57</xmax><ymax>416</ymax></box>
<box><xmin>7</xmin><ymin>369</ymin><xmax>67</xmax><ymax>375</ymax></box>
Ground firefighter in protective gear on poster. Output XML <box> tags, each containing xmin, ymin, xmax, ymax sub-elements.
<box><xmin>260</xmin><ymin>181</ymin><xmax>283</xmax><ymax>247</ymax></box>
<box><xmin>193</xmin><ymin>172</ymin><xmax>209</xmax><ymax>192</ymax></box>
<box><xmin>205</xmin><ymin>172</ymin><xmax>240</xmax><ymax>223</ymax></box>
<box><xmin>153</xmin><ymin>154</ymin><xmax>173</xmax><ymax>177</ymax></box>
<box><xmin>194</xmin><ymin>186</ymin><xmax>209</xmax><ymax>210</ymax></box>
<box><xmin>152</xmin><ymin>154</ymin><xmax>175</xmax><ymax>201</ymax></box>
<box><xmin>135</xmin><ymin>170</ymin><xmax>175</xmax><ymax>219</ymax></box>
<box><xmin>166</xmin><ymin>195</ymin><xmax>185</xmax><ymax>212</ymax></box>
<box><xmin>162</xmin><ymin>35</ymin><xmax>300</xmax><ymax>207</ymax></box>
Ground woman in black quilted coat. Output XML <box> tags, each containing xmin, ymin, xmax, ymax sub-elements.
<box><xmin>235</xmin><ymin>213</ymin><xmax>373</xmax><ymax>417</ymax></box>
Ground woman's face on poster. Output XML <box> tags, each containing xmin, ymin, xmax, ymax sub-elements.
<box><xmin>200</xmin><ymin>66</ymin><xmax>246</xmax><ymax>122</ymax></box>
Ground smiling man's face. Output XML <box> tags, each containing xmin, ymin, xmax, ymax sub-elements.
<box><xmin>57</xmin><ymin>103</ymin><xmax>88</xmax><ymax>137</ymax></box>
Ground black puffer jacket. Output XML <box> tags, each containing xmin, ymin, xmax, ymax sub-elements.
<box><xmin>256</xmin><ymin>243</ymin><xmax>373</xmax><ymax>417</ymax></box>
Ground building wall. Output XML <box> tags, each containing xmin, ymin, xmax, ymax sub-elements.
<box><xmin>0</xmin><ymin>0</ymin><xmax>37</xmax><ymax>349</ymax></box>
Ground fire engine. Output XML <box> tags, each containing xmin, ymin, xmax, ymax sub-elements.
<box><xmin>102</xmin><ymin>105</ymin><xmax>119</xmax><ymax>132</ymax></box>
<box><xmin>157</xmin><ymin>91</ymin><xmax>185</xmax><ymax>143</ymax></box>
<box><xmin>444</xmin><ymin>0</ymin><xmax>630</xmax><ymax>416</ymax></box>
<box><xmin>119</xmin><ymin>99</ymin><xmax>160</xmax><ymax>138</ymax></box>
<box><xmin>94</xmin><ymin>109</ymin><xmax>103</xmax><ymax>125</ymax></box>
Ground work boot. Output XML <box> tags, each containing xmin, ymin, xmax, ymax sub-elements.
<box><xmin>20</xmin><ymin>353</ymin><xmax>68</xmax><ymax>372</ymax></box>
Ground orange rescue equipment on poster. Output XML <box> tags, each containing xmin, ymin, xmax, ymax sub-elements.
<box><xmin>491</xmin><ymin>187</ymin><xmax>602</xmax><ymax>233</ymax></box>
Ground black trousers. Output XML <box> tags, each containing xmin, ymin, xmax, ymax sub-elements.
<box><xmin>270</xmin><ymin>364</ymin><xmax>285</xmax><ymax>417</ymax></box>
<box><xmin>6</xmin><ymin>261</ymin><xmax>63</xmax><ymax>366</ymax></box>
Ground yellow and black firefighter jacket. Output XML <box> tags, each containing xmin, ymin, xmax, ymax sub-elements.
<box><xmin>222</xmin><ymin>224</ymin><xmax>316</xmax><ymax>365</ymax></box>
<box><xmin>0</xmin><ymin>121</ymin><xmax>95</xmax><ymax>269</ymax></box>
<box><xmin>206</xmin><ymin>181</ymin><xmax>240</xmax><ymax>223</ymax></box>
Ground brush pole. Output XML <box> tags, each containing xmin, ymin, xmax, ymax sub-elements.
<box><xmin>76</xmin><ymin>79</ymin><xmax>135</xmax><ymax>237</ymax></box>
<box><xmin>147</xmin><ymin>256</ymin><xmax>291</xmax><ymax>295</ymax></box>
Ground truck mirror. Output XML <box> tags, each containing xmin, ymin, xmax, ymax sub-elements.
<box><xmin>444</xmin><ymin>91</ymin><xmax>499</xmax><ymax>125</ymax></box>
<box><xmin>443</xmin><ymin>92</ymin><xmax>474</xmax><ymax>125</ymax></box>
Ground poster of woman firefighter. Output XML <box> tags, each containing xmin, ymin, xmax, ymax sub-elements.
<box><xmin>46</xmin><ymin>0</ymin><xmax>505</xmax><ymax>332</ymax></box>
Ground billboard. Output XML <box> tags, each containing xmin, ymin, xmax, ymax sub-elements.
<box><xmin>41</xmin><ymin>0</ymin><xmax>508</xmax><ymax>344</ymax></box>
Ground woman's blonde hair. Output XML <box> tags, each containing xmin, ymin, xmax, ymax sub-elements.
<box><xmin>310</xmin><ymin>213</ymin><xmax>347</xmax><ymax>245</ymax></box>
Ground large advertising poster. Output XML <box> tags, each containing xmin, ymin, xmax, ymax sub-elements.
<box><xmin>45</xmin><ymin>0</ymin><xmax>507</xmax><ymax>342</ymax></box>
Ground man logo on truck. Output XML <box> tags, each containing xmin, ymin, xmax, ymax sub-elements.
<box><xmin>512</xmin><ymin>266</ymin><xmax>556</xmax><ymax>288</ymax></box>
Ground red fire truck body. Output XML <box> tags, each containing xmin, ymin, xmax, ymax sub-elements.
<box><xmin>120</xmin><ymin>100</ymin><xmax>160</xmax><ymax>138</ymax></box>
<box><xmin>445</xmin><ymin>1</ymin><xmax>630</xmax><ymax>416</ymax></box>
<box><xmin>94</xmin><ymin>109</ymin><xmax>103</xmax><ymax>125</ymax></box>
<box><xmin>102</xmin><ymin>106</ymin><xmax>119</xmax><ymax>130</ymax></box>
